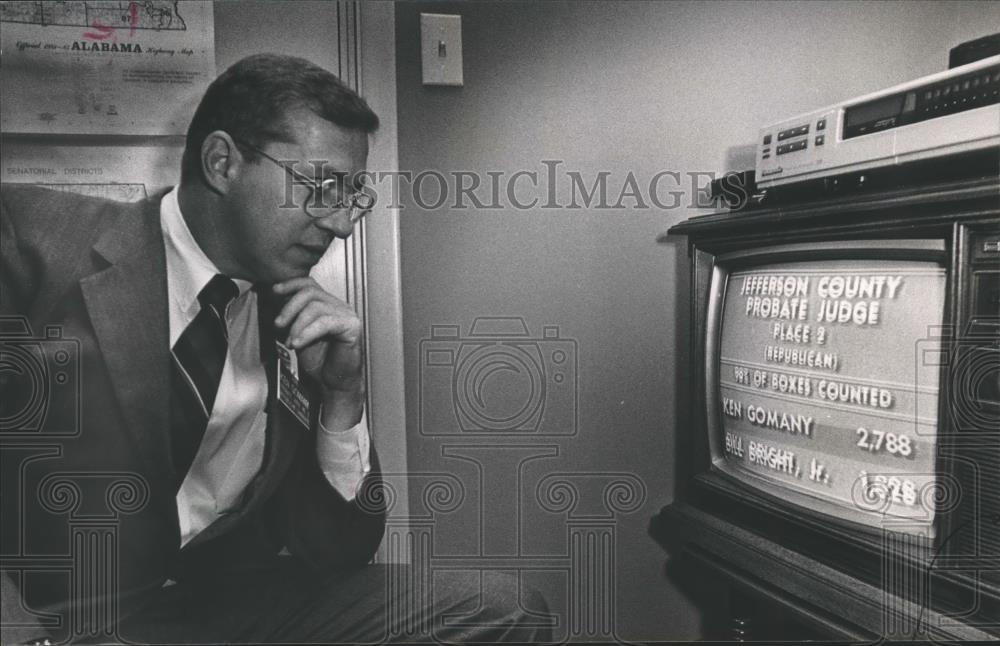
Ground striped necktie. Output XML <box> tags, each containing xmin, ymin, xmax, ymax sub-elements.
<box><xmin>170</xmin><ymin>274</ymin><xmax>239</xmax><ymax>476</ymax></box>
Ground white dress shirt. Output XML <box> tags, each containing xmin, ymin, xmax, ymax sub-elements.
<box><xmin>160</xmin><ymin>187</ymin><xmax>370</xmax><ymax>547</ymax></box>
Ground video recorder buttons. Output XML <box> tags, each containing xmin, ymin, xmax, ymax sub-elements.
<box><xmin>776</xmin><ymin>140</ymin><xmax>808</xmax><ymax>155</ymax></box>
<box><xmin>777</xmin><ymin>124</ymin><xmax>810</xmax><ymax>141</ymax></box>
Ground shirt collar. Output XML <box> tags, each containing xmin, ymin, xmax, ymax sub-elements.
<box><xmin>160</xmin><ymin>187</ymin><xmax>252</xmax><ymax>344</ymax></box>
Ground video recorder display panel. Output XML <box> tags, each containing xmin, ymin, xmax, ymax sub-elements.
<box><xmin>713</xmin><ymin>258</ymin><xmax>945</xmax><ymax>533</ymax></box>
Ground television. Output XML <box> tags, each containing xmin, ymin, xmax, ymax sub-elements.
<box><xmin>651</xmin><ymin>170</ymin><xmax>1000</xmax><ymax>641</ymax></box>
<box><xmin>706</xmin><ymin>242</ymin><xmax>947</xmax><ymax>538</ymax></box>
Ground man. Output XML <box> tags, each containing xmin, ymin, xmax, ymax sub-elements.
<box><xmin>1</xmin><ymin>54</ymin><xmax>548</xmax><ymax>644</ymax></box>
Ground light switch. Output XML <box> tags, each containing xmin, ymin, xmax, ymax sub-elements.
<box><xmin>421</xmin><ymin>13</ymin><xmax>463</xmax><ymax>86</ymax></box>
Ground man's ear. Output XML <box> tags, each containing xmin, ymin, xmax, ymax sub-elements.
<box><xmin>200</xmin><ymin>131</ymin><xmax>240</xmax><ymax>195</ymax></box>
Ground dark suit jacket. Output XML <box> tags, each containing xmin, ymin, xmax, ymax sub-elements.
<box><xmin>0</xmin><ymin>185</ymin><xmax>386</xmax><ymax>642</ymax></box>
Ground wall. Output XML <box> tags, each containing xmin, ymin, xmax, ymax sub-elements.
<box><xmin>394</xmin><ymin>1</ymin><xmax>997</xmax><ymax>641</ymax></box>
<box><xmin>215</xmin><ymin>1</ymin><xmax>341</xmax><ymax>72</ymax></box>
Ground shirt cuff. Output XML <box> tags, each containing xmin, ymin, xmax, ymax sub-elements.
<box><xmin>316</xmin><ymin>407</ymin><xmax>371</xmax><ymax>501</ymax></box>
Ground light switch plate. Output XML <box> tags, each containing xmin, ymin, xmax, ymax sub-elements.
<box><xmin>421</xmin><ymin>13</ymin><xmax>463</xmax><ymax>86</ymax></box>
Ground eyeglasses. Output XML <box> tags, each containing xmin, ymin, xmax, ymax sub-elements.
<box><xmin>234</xmin><ymin>138</ymin><xmax>375</xmax><ymax>223</ymax></box>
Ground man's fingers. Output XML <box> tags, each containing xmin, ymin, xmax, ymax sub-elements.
<box><xmin>280</xmin><ymin>298</ymin><xmax>361</xmax><ymax>350</ymax></box>
<box><xmin>295</xmin><ymin>317</ymin><xmax>345</xmax><ymax>352</ymax></box>
<box><xmin>271</xmin><ymin>278</ymin><xmax>362</xmax><ymax>371</ymax></box>
<box><xmin>291</xmin><ymin>314</ymin><xmax>360</xmax><ymax>348</ymax></box>
<box><xmin>298</xmin><ymin>318</ymin><xmax>364</xmax><ymax>381</ymax></box>
<box><xmin>286</xmin><ymin>303</ymin><xmax>346</xmax><ymax>348</ymax></box>
<box><xmin>285</xmin><ymin>303</ymin><xmax>324</xmax><ymax>347</ymax></box>
<box><xmin>274</xmin><ymin>284</ymin><xmax>327</xmax><ymax>328</ymax></box>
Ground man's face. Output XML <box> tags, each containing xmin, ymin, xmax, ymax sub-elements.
<box><xmin>224</xmin><ymin>109</ymin><xmax>369</xmax><ymax>283</ymax></box>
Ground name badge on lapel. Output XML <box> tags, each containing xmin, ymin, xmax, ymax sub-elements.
<box><xmin>275</xmin><ymin>340</ymin><xmax>311</xmax><ymax>430</ymax></box>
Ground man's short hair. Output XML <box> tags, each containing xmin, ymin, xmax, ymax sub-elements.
<box><xmin>181</xmin><ymin>53</ymin><xmax>379</xmax><ymax>182</ymax></box>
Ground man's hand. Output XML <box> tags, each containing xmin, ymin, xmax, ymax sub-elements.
<box><xmin>272</xmin><ymin>278</ymin><xmax>364</xmax><ymax>431</ymax></box>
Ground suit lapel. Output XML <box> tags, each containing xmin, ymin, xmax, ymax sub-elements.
<box><xmin>80</xmin><ymin>197</ymin><xmax>176</xmax><ymax>490</ymax></box>
<box><xmin>81</xmin><ymin>204</ymin><xmax>306</xmax><ymax>547</ymax></box>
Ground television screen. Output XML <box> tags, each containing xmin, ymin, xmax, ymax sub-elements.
<box><xmin>709</xmin><ymin>257</ymin><xmax>946</xmax><ymax>536</ymax></box>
